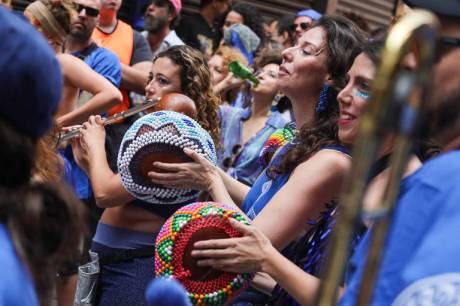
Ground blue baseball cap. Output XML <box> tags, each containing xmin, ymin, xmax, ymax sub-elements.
<box><xmin>296</xmin><ymin>8</ymin><xmax>322</xmax><ymax>21</ymax></box>
<box><xmin>0</xmin><ymin>7</ymin><xmax>62</xmax><ymax>139</ymax></box>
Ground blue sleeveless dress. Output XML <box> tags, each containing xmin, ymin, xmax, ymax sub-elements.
<box><xmin>242</xmin><ymin>144</ymin><xmax>350</xmax><ymax>218</ymax></box>
<box><xmin>241</xmin><ymin>143</ymin><xmax>351</xmax><ymax>306</ymax></box>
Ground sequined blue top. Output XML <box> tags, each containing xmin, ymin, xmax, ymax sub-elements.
<box><xmin>219</xmin><ymin>105</ymin><xmax>290</xmax><ymax>186</ymax></box>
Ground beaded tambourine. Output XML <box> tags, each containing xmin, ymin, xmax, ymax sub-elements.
<box><xmin>259</xmin><ymin>124</ymin><xmax>295</xmax><ymax>168</ymax></box>
<box><xmin>155</xmin><ymin>202</ymin><xmax>253</xmax><ymax>305</ymax></box>
<box><xmin>117</xmin><ymin>111</ymin><xmax>217</xmax><ymax>204</ymax></box>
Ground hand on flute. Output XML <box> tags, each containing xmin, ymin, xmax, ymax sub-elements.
<box><xmin>70</xmin><ymin>115</ymin><xmax>106</xmax><ymax>173</ymax></box>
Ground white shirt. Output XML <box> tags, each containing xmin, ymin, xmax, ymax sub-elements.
<box><xmin>142</xmin><ymin>30</ymin><xmax>185</xmax><ymax>56</ymax></box>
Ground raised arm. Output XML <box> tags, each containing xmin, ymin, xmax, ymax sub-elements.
<box><xmin>71</xmin><ymin>115</ymin><xmax>134</xmax><ymax>207</ymax></box>
<box><xmin>120</xmin><ymin>32</ymin><xmax>152</xmax><ymax>94</ymax></box>
<box><xmin>56</xmin><ymin>54</ymin><xmax>122</xmax><ymax>127</ymax></box>
<box><xmin>120</xmin><ymin>62</ymin><xmax>151</xmax><ymax>94</ymax></box>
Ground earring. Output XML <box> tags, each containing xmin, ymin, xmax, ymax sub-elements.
<box><xmin>315</xmin><ymin>84</ymin><xmax>330</xmax><ymax>114</ymax></box>
<box><xmin>273</xmin><ymin>92</ymin><xmax>285</xmax><ymax>103</ymax></box>
<box><xmin>272</xmin><ymin>92</ymin><xmax>285</xmax><ymax>111</ymax></box>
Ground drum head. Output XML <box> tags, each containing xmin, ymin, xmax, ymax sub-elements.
<box><xmin>117</xmin><ymin>111</ymin><xmax>217</xmax><ymax>204</ymax></box>
<box><xmin>155</xmin><ymin>202</ymin><xmax>253</xmax><ymax>305</ymax></box>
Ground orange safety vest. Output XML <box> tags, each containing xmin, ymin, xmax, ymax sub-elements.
<box><xmin>93</xmin><ymin>20</ymin><xmax>134</xmax><ymax>115</ymax></box>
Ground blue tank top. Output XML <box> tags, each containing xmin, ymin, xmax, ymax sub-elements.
<box><xmin>241</xmin><ymin>143</ymin><xmax>351</xmax><ymax>306</ymax></box>
<box><xmin>242</xmin><ymin>143</ymin><xmax>351</xmax><ymax>218</ymax></box>
<box><xmin>242</xmin><ymin>143</ymin><xmax>354</xmax><ymax>306</ymax></box>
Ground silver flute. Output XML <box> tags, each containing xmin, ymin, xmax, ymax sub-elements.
<box><xmin>57</xmin><ymin>98</ymin><xmax>159</xmax><ymax>143</ymax></box>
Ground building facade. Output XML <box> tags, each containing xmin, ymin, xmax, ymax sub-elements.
<box><xmin>12</xmin><ymin>0</ymin><xmax>397</xmax><ymax>32</ymax></box>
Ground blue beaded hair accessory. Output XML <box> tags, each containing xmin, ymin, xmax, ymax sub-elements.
<box><xmin>315</xmin><ymin>84</ymin><xmax>330</xmax><ymax>114</ymax></box>
<box><xmin>117</xmin><ymin>111</ymin><xmax>217</xmax><ymax>205</ymax></box>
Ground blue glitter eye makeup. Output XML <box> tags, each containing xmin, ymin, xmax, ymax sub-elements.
<box><xmin>355</xmin><ymin>90</ymin><xmax>370</xmax><ymax>100</ymax></box>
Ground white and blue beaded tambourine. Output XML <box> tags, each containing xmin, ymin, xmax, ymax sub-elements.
<box><xmin>117</xmin><ymin>111</ymin><xmax>217</xmax><ymax>204</ymax></box>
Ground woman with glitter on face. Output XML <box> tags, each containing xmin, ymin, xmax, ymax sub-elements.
<box><xmin>189</xmin><ymin>38</ymin><xmax>440</xmax><ymax>306</ymax></box>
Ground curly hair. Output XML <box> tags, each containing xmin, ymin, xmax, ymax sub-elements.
<box><xmin>268</xmin><ymin>15</ymin><xmax>367</xmax><ymax>178</ymax></box>
<box><xmin>33</xmin><ymin>127</ymin><xmax>63</xmax><ymax>184</ymax></box>
<box><xmin>215</xmin><ymin>45</ymin><xmax>248</xmax><ymax>73</ymax></box>
<box><xmin>254</xmin><ymin>47</ymin><xmax>282</xmax><ymax>69</ymax></box>
<box><xmin>214</xmin><ymin>46</ymin><xmax>248</xmax><ymax>104</ymax></box>
<box><xmin>155</xmin><ymin>45</ymin><xmax>221</xmax><ymax>148</ymax></box>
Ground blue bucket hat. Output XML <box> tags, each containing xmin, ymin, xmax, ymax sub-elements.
<box><xmin>0</xmin><ymin>8</ymin><xmax>62</xmax><ymax>139</ymax></box>
<box><xmin>224</xmin><ymin>23</ymin><xmax>261</xmax><ymax>65</ymax></box>
<box><xmin>297</xmin><ymin>8</ymin><xmax>322</xmax><ymax>21</ymax></box>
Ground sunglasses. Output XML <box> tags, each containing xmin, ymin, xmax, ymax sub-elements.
<box><xmin>75</xmin><ymin>3</ymin><xmax>99</xmax><ymax>17</ymax></box>
<box><xmin>290</xmin><ymin>22</ymin><xmax>311</xmax><ymax>32</ymax></box>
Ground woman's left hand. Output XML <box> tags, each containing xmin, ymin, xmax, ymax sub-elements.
<box><xmin>79</xmin><ymin>115</ymin><xmax>106</xmax><ymax>155</ymax></box>
<box><xmin>148</xmin><ymin>147</ymin><xmax>219</xmax><ymax>191</ymax></box>
<box><xmin>191</xmin><ymin>218</ymin><xmax>275</xmax><ymax>274</ymax></box>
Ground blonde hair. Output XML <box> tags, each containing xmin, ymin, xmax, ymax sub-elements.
<box><xmin>214</xmin><ymin>46</ymin><xmax>248</xmax><ymax>73</ymax></box>
<box><xmin>155</xmin><ymin>45</ymin><xmax>221</xmax><ymax>149</ymax></box>
<box><xmin>26</xmin><ymin>0</ymin><xmax>75</xmax><ymax>34</ymax></box>
<box><xmin>214</xmin><ymin>46</ymin><xmax>249</xmax><ymax>105</ymax></box>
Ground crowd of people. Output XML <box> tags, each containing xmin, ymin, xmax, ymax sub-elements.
<box><xmin>0</xmin><ymin>0</ymin><xmax>459</xmax><ymax>305</ymax></box>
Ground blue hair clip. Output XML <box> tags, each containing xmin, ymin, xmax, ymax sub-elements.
<box><xmin>316</xmin><ymin>84</ymin><xmax>330</xmax><ymax>113</ymax></box>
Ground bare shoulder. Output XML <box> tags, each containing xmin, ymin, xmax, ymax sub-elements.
<box><xmin>294</xmin><ymin>149</ymin><xmax>352</xmax><ymax>177</ymax></box>
<box><xmin>56</xmin><ymin>53</ymin><xmax>86</xmax><ymax>71</ymax></box>
<box><xmin>316</xmin><ymin>148</ymin><xmax>351</xmax><ymax>170</ymax></box>
<box><xmin>56</xmin><ymin>54</ymin><xmax>103</xmax><ymax>88</ymax></box>
<box><xmin>56</xmin><ymin>54</ymin><xmax>79</xmax><ymax>78</ymax></box>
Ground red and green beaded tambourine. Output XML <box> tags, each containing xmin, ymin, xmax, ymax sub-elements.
<box><xmin>155</xmin><ymin>202</ymin><xmax>252</xmax><ymax>305</ymax></box>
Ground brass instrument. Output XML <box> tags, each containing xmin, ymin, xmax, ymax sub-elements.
<box><xmin>57</xmin><ymin>97</ymin><xmax>160</xmax><ymax>143</ymax></box>
<box><xmin>315</xmin><ymin>10</ymin><xmax>439</xmax><ymax>306</ymax></box>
